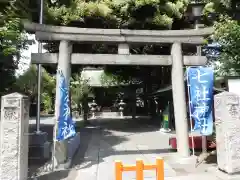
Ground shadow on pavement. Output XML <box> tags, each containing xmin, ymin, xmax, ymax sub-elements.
<box><xmin>36</xmin><ymin>170</ymin><xmax>69</xmax><ymax>180</ymax></box>
<box><xmin>69</xmin><ymin>117</ymin><xmax>174</xmax><ymax>173</ymax></box>
<box><xmin>70</xmin><ymin>125</ymin><xmax>129</xmax><ymax>170</ymax></box>
<box><xmin>89</xmin><ymin>117</ymin><xmax>161</xmax><ymax>133</ymax></box>
<box><xmin>70</xmin><ymin>127</ymin><xmax>96</xmax><ymax>168</ymax></box>
<box><xmin>28</xmin><ymin>116</ymin><xmax>172</xmax><ymax>179</ymax></box>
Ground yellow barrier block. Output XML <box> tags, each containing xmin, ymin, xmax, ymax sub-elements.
<box><xmin>115</xmin><ymin>157</ymin><xmax>164</xmax><ymax>180</ymax></box>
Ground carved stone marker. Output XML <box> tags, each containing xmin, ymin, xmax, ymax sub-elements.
<box><xmin>214</xmin><ymin>92</ymin><xmax>240</xmax><ymax>174</ymax></box>
<box><xmin>0</xmin><ymin>93</ymin><xmax>29</xmax><ymax>180</ymax></box>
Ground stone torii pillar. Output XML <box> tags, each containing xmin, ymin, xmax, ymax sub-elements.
<box><xmin>53</xmin><ymin>40</ymin><xmax>72</xmax><ymax>165</ymax></box>
<box><xmin>171</xmin><ymin>42</ymin><xmax>190</xmax><ymax>158</ymax></box>
<box><xmin>55</xmin><ymin>40</ymin><xmax>72</xmax><ymax>117</ymax></box>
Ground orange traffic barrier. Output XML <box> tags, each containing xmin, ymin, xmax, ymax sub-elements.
<box><xmin>115</xmin><ymin>157</ymin><xmax>164</xmax><ymax>180</ymax></box>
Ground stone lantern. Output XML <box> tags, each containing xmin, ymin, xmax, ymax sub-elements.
<box><xmin>90</xmin><ymin>99</ymin><xmax>97</xmax><ymax>119</ymax></box>
<box><xmin>118</xmin><ymin>99</ymin><xmax>126</xmax><ymax>118</ymax></box>
<box><xmin>190</xmin><ymin>1</ymin><xmax>205</xmax><ymax>17</ymax></box>
<box><xmin>185</xmin><ymin>1</ymin><xmax>205</xmax><ymax>29</ymax></box>
<box><xmin>187</xmin><ymin>1</ymin><xmax>206</xmax><ymax>56</ymax></box>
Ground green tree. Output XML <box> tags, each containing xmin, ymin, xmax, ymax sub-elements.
<box><xmin>31</xmin><ymin>0</ymin><xmax>236</xmax><ymax>93</ymax></box>
<box><xmin>70</xmin><ymin>72</ymin><xmax>92</xmax><ymax>114</ymax></box>
<box><xmin>0</xmin><ymin>0</ymin><xmax>34</xmax><ymax>96</ymax></box>
<box><xmin>16</xmin><ymin>65</ymin><xmax>55</xmax><ymax>112</ymax></box>
<box><xmin>212</xmin><ymin>16</ymin><xmax>240</xmax><ymax>75</ymax></box>
<box><xmin>203</xmin><ymin>0</ymin><xmax>240</xmax><ymax>76</ymax></box>
<box><xmin>46</xmin><ymin>0</ymin><xmax>189</xmax><ymax>29</ymax></box>
<box><xmin>41</xmin><ymin>0</ymin><xmax>192</xmax><ymax>91</ymax></box>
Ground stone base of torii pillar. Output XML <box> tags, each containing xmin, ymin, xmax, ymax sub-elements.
<box><xmin>28</xmin><ymin>131</ymin><xmax>51</xmax><ymax>160</ymax></box>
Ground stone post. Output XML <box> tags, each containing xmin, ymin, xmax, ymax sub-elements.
<box><xmin>0</xmin><ymin>93</ymin><xmax>29</xmax><ymax>180</ymax></box>
<box><xmin>214</xmin><ymin>92</ymin><xmax>240</xmax><ymax>174</ymax></box>
<box><xmin>171</xmin><ymin>42</ymin><xmax>190</xmax><ymax>158</ymax></box>
<box><xmin>54</xmin><ymin>40</ymin><xmax>72</xmax><ymax>166</ymax></box>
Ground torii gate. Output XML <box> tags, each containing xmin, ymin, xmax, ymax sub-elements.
<box><xmin>24</xmin><ymin>21</ymin><xmax>213</xmax><ymax>158</ymax></box>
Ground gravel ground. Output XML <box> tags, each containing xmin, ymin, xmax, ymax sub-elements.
<box><xmin>28</xmin><ymin>122</ymin><xmax>54</xmax><ymax>179</ymax></box>
<box><xmin>27</xmin><ymin>116</ymin><xmax>85</xmax><ymax>179</ymax></box>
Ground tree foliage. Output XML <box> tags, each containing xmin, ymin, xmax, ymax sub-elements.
<box><xmin>100</xmin><ymin>71</ymin><xmax>125</xmax><ymax>87</ymax></box>
<box><xmin>204</xmin><ymin>0</ymin><xmax>231</xmax><ymax>14</ymax></box>
<box><xmin>16</xmin><ymin>65</ymin><xmax>55</xmax><ymax>112</ymax></box>
<box><xmin>23</xmin><ymin>0</ymin><xmax>240</xmax><ymax>97</ymax></box>
<box><xmin>212</xmin><ymin>16</ymin><xmax>240</xmax><ymax>75</ymax></box>
<box><xmin>46</xmin><ymin>0</ymin><xmax>189</xmax><ymax>29</ymax></box>
<box><xmin>39</xmin><ymin>0</ymin><xmax>192</xmax><ymax>86</ymax></box>
<box><xmin>16</xmin><ymin>65</ymin><xmax>94</xmax><ymax>113</ymax></box>
<box><xmin>203</xmin><ymin>0</ymin><xmax>240</xmax><ymax>76</ymax></box>
<box><xmin>70</xmin><ymin>72</ymin><xmax>92</xmax><ymax>113</ymax></box>
<box><xmin>0</xmin><ymin>0</ymin><xmax>32</xmax><ymax>96</ymax></box>
<box><xmin>0</xmin><ymin>0</ymin><xmax>33</xmax><ymax>62</ymax></box>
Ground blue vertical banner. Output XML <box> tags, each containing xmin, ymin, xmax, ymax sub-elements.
<box><xmin>187</xmin><ymin>67</ymin><xmax>214</xmax><ymax>136</ymax></box>
<box><xmin>57</xmin><ymin>69</ymin><xmax>76</xmax><ymax>141</ymax></box>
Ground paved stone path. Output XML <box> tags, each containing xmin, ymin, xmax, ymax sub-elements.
<box><xmin>30</xmin><ymin>116</ymin><xmax>221</xmax><ymax>180</ymax></box>
<box><xmin>70</xmin><ymin>118</ymin><xmax>177</xmax><ymax>180</ymax></box>
<box><xmin>69</xmin><ymin>118</ymin><xmax>222</xmax><ymax>180</ymax></box>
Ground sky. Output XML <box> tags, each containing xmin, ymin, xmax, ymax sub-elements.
<box><xmin>16</xmin><ymin>34</ymin><xmax>46</xmax><ymax>76</ymax></box>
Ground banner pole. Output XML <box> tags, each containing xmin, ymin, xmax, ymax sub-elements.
<box><xmin>52</xmin><ymin>69</ymin><xmax>60</xmax><ymax>171</ymax></box>
<box><xmin>195</xmin><ymin>22</ymin><xmax>207</xmax><ymax>155</ymax></box>
<box><xmin>52</xmin><ymin>124</ymin><xmax>57</xmax><ymax>171</ymax></box>
<box><xmin>52</xmin><ymin>80</ymin><xmax>58</xmax><ymax>171</ymax></box>
<box><xmin>186</xmin><ymin>68</ymin><xmax>195</xmax><ymax>156</ymax></box>
<box><xmin>197</xmin><ymin>55</ymin><xmax>207</xmax><ymax>155</ymax></box>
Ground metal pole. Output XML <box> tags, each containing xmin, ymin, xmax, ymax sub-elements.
<box><xmin>186</xmin><ymin>68</ymin><xmax>195</xmax><ymax>156</ymax></box>
<box><xmin>195</xmin><ymin>21</ymin><xmax>207</xmax><ymax>155</ymax></box>
<box><xmin>36</xmin><ymin>0</ymin><xmax>43</xmax><ymax>133</ymax></box>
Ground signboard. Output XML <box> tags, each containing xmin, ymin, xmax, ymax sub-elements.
<box><xmin>187</xmin><ymin>67</ymin><xmax>214</xmax><ymax>136</ymax></box>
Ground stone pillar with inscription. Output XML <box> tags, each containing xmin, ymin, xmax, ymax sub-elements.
<box><xmin>0</xmin><ymin>93</ymin><xmax>29</xmax><ymax>180</ymax></box>
<box><xmin>214</xmin><ymin>92</ymin><xmax>240</xmax><ymax>174</ymax></box>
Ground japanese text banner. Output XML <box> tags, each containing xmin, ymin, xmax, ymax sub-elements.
<box><xmin>56</xmin><ymin>69</ymin><xmax>76</xmax><ymax>141</ymax></box>
<box><xmin>187</xmin><ymin>67</ymin><xmax>214</xmax><ymax>136</ymax></box>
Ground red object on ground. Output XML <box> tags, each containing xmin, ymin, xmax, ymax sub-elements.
<box><xmin>169</xmin><ymin>136</ymin><xmax>215</xmax><ymax>150</ymax></box>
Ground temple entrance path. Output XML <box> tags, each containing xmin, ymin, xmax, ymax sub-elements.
<box><xmin>70</xmin><ymin>117</ymin><xmax>177</xmax><ymax>180</ymax></box>
<box><xmin>28</xmin><ymin>116</ymin><xmax>220</xmax><ymax>180</ymax></box>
